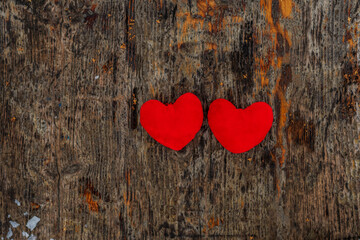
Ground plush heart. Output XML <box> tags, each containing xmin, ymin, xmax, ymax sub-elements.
<box><xmin>208</xmin><ymin>99</ymin><xmax>273</xmax><ymax>153</ymax></box>
<box><xmin>140</xmin><ymin>93</ymin><xmax>203</xmax><ymax>151</ymax></box>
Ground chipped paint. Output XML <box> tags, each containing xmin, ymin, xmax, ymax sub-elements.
<box><xmin>28</xmin><ymin>234</ymin><xmax>37</xmax><ymax>240</ymax></box>
<box><xmin>6</xmin><ymin>228</ymin><xmax>12</xmax><ymax>239</ymax></box>
<box><xmin>26</xmin><ymin>216</ymin><xmax>40</xmax><ymax>231</ymax></box>
<box><xmin>9</xmin><ymin>220</ymin><xmax>19</xmax><ymax>228</ymax></box>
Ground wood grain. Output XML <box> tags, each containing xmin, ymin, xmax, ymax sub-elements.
<box><xmin>1</xmin><ymin>0</ymin><xmax>359</xmax><ymax>239</ymax></box>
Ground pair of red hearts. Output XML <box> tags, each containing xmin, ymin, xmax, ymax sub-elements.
<box><xmin>140</xmin><ymin>93</ymin><xmax>273</xmax><ymax>153</ymax></box>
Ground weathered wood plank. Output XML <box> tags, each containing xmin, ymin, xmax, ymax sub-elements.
<box><xmin>1</xmin><ymin>0</ymin><xmax>359</xmax><ymax>239</ymax></box>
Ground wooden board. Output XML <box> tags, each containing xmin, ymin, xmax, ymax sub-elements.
<box><xmin>1</xmin><ymin>0</ymin><xmax>359</xmax><ymax>239</ymax></box>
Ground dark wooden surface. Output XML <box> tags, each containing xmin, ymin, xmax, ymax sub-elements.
<box><xmin>1</xmin><ymin>0</ymin><xmax>360</xmax><ymax>239</ymax></box>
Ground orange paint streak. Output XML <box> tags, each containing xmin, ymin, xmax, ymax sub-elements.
<box><xmin>283</xmin><ymin>28</ymin><xmax>292</xmax><ymax>47</ymax></box>
<box><xmin>279</xmin><ymin>0</ymin><xmax>293</xmax><ymax>18</ymax></box>
<box><xmin>82</xmin><ymin>182</ymin><xmax>101</xmax><ymax>213</ymax></box>
<box><xmin>125</xmin><ymin>170</ymin><xmax>131</xmax><ymax>185</ymax></box>
<box><xmin>149</xmin><ymin>83</ymin><xmax>156</xmax><ymax>97</ymax></box>
<box><xmin>207</xmin><ymin>217</ymin><xmax>220</xmax><ymax>230</ymax></box>
<box><xmin>176</xmin><ymin>0</ymin><xmax>231</xmax><ymax>40</ymax></box>
<box><xmin>205</xmin><ymin>42</ymin><xmax>217</xmax><ymax>52</ymax></box>
<box><xmin>231</xmin><ymin>16</ymin><xmax>243</xmax><ymax>23</ymax></box>
<box><xmin>341</xmin><ymin>4</ymin><xmax>360</xmax><ymax>119</ymax></box>
<box><xmin>90</xmin><ymin>4</ymin><xmax>97</xmax><ymax>12</ymax></box>
<box><xmin>255</xmin><ymin>49</ymin><xmax>275</xmax><ymax>87</ymax></box>
<box><xmin>31</xmin><ymin>202</ymin><xmax>40</xmax><ymax>210</ymax></box>
<box><xmin>259</xmin><ymin>0</ymin><xmax>293</xmax><ymax>168</ymax></box>
<box><xmin>123</xmin><ymin>192</ymin><xmax>131</xmax><ymax>207</ymax></box>
<box><xmin>84</xmin><ymin>188</ymin><xmax>99</xmax><ymax>212</ymax></box>
<box><xmin>177</xmin><ymin>11</ymin><xmax>205</xmax><ymax>36</ymax></box>
<box><xmin>197</xmin><ymin>0</ymin><xmax>217</xmax><ymax>17</ymax></box>
<box><xmin>276</xmin><ymin>179</ymin><xmax>281</xmax><ymax>198</ymax></box>
<box><xmin>260</xmin><ymin>0</ymin><xmax>275</xmax><ymax>31</ymax></box>
<box><xmin>273</xmin><ymin>79</ymin><xmax>291</xmax><ymax>166</ymax></box>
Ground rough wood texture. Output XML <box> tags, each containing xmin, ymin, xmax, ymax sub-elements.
<box><xmin>1</xmin><ymin>0</ymin><xmax>359</xmax><ymax>239</ymax></box>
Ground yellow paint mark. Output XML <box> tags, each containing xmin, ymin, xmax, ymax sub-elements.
<box><xmin>120</xmin><ymin>43</ymin><xmax>126</xmax><ymax>49</ymax></box>
<box><xmin>11</xmin><ymin>117</ymin><xmax>16</xmax><ymax>122</ymax></box>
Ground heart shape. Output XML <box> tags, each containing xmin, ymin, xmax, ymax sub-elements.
<box><xmin>208</xmin><ymin>99</ymin><xmax>273</xmax><ymax>153</ymax></box>
<box><xmin>140</xmin><ymin>93</ymin><xmax>203</xmax><ymax>151</ymax></box>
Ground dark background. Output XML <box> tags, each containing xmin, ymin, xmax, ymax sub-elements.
<box><xmin>1</xmin><ymin>0</ymin><xmax>359</xmax><ymax>239</ymax></box>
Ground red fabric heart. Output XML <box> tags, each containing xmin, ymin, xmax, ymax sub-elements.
<box><xmin>140</xmin><ymin>93</ymin><xmax>203</xmax><ymax>151</ymax></box>
<box><xmin>208</xmin><ymin>99</ymin><xmax>273</xmax><ymax>153</ymax></box>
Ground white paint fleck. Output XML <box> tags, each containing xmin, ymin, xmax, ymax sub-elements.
<box><xmin>6</xmin><ymin>228</ymin><xmax>13</xmax><ymax>239</ymax></box>
<box><xmin>9</xmin><ymin>221</ymin><xmax>19</xmax><ymax>228</ymax></box>
<box><xmin>50</xmin><ymin>239</ymin><xmax>54</xmax><ymax>240</ymax></box>
<box><xmin>7</xmin><ymin>215</ymin><xmax>10</xmax><ymax>218</ymax></box>
<box><xmin>26</xmin><ymin>216</ymin><xmax>40</xmax><ymax>231</ymax></box>
<box><xmin>14</xmin><ymin>199</ymin><xmax>21</xmax><ymax>206</ymax></box>
<box><xmin>22</xmin><ymin>232</ymin><xmax>29</xmax><ymax>238</ymax></box>
<box><xmin>95</xmin><ymin>75</ymin><xmax>99</xmax><ymax>79</ymax></box>
<box><xmin>24</xmin><ymin>212</ymin><xmax>29</xmax><ymax>216</ymax></box>
<box><xmin>28</xmin><ymin>234</ymin><xmax>37</xmax><ymax>240</ymax></box>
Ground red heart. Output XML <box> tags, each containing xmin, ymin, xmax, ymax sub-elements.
<box><xmin>208</xmin><ymin>99</ymin><xmax>273</xmax><ymax>153</ymax></box>
<box><xmin>140</xmin><ymin>93</ymin><xmax>203</xmax><ymax>151</ymax></box>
